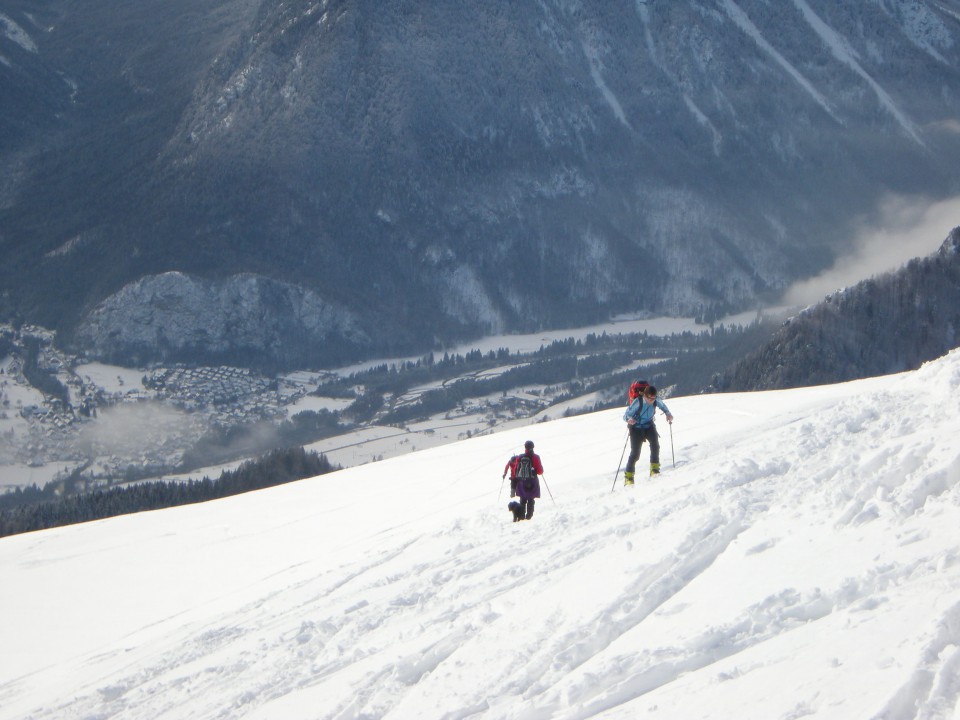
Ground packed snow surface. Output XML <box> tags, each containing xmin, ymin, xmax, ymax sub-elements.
<box><xmin>2</xmin><ymin>349</ymin><xmax>960</xmax><ymax>719</ymax></box>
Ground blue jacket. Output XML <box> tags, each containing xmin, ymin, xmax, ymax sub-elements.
<box><xmin>623</xmin><ymin>396</ymin><xmax>671</xmax><ymax>428</ymax></box>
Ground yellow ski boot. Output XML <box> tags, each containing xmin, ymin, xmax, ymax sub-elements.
<box><xmin>624</xmin><ymin>471</ymin><xmax>635</xmax><ymax>486</ymax></box>
<box><xmin>650</xmin><ymin>463</ymin><xmax>660</xmax><ymax>477</ymax></box>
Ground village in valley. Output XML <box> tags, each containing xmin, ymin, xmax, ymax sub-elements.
<box><xmin>0</xmin><ymin>311</ymin><xmax>772</xmax><ymax>496</ymax></box>
<box><xmin>0</xmin><ymin>325</ymin><xmax>322</xmax><ymax>491</ymax></box>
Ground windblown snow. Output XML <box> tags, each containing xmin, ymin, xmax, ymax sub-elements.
<box><xmin>2</xmin><ymin>349</ymin><xmax>960</xmax><ymax>719</ymax></box>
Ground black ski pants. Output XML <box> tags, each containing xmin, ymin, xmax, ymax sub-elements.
<box><xmin>625</xmin><ymin>423</ymin><xmax>660</xmax><ymax>473</ymax></box>
<box><xmin>520</xmin><ymin>498</ymin><xmax>535</xmax><ymax>520</ymax></box>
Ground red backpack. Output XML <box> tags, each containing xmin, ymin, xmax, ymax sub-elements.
<box><xmin>628</xmin><ymin>379</ymin><xmax>649</xmax><ymax>403</ymax></box>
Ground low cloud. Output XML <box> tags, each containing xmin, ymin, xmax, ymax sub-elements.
<box><xmin>930</xmin><ymin>118</ymin><xmax>960</xmax><ymax>135</ymax></box>
<box><xmin>79</xmin><ymin>402</ymin><xmax>199</xmax><ymax>459</ymax></box>
<box><xmin>783</xmin><ymin>194</ymin><xmax>960</xmax><ymax>306</ymax></box>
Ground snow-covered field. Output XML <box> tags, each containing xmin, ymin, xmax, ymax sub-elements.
<box><xmin>2</xmin><ymin>348</ymin><xmax>959</xmax><ymax>719</ymax></box>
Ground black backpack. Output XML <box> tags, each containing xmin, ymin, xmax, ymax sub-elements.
<box><xmin>515</xmin><ymin>454</ymin><xmax>535</xmax><ymax>491</ymax></box>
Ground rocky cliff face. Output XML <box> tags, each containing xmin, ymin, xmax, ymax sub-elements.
<box><xmin>75</xmin><ymin>272</ymin><xmax>370</xmax><ymax>368</ymax></box>
<box><xmin>3</xmin><ymin>1</ymin><xmax>960</xmax><ymax>368</ymax></box>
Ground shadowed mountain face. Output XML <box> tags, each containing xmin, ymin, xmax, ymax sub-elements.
<box><xmin>2</xmin><ymin>0</ymin><xmax>960</xmax><ymax>368</ymax></box>
<box><xmin>715</xmin><ymin>227</ymin><xmax>960</xmax><ymax>391</ymax></box>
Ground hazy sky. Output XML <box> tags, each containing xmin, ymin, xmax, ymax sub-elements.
<box><xmin>783</xmin><ymin>193</ymin><xmax>960</xmax><ymax>306</ymax></box>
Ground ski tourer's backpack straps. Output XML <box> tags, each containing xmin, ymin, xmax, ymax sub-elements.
<box><xmin>515</xmin><ymin>453</ymin><xmax>535</xmax><ymax>492</ymax></box>
<box><xmin>515</xmin><ymin>454</ymin><xmax>533</xmax><ymax>479</ymax></box>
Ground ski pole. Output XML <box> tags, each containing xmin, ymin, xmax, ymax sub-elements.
<box><xmin>611</xmin><ymin>429</ymin><xmax>629</xmax><ymax>492</ymax></box>
<box><xmin>498</xmin><ymin>474</ymin><xmax>505</xmax><ymax>501</ymax></box>
<box><xmin>670</xmin><ymin>422</ymin><xmax>675</xmax><ymax>468</ymax></box>
<box><xmin>540</xmin><ymin>473</ymin><xmax>555</xmax><ymax>504</ymax></box>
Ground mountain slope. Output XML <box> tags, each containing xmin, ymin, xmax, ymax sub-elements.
<box><xmin>716</xmin><ymin>227</ymin><xmax>960</xmax><ymax>390</ymax></box>
<box><xmin>2</xmin><ymin>348</ymin><xmax>960</xmax><ymax>718</ymax></box>
<box><xmin>3</xmin><ymin>1</ymin><xmax>960</xmax><ymax>367</ymax></box>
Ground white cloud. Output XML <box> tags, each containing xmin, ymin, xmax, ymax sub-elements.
<box><xmin>931</xmin><ymin>118</ymin><xmax>960</xmax><ymax>134</ymax></box>
<box><xmin>783</xmin><ymin>193</ymin><xmax>960</xmax><ymax>305</ymax></box>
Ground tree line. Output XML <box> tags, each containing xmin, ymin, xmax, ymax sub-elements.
<box><xmin>714</xmin><ymin>229</ymin><xmax>960</xmax><ymax>391</ymax></box>
<box><xmin>0</xmin><ymin>446</ymin><xmax>338</xmax><ymax>538</ymax></box>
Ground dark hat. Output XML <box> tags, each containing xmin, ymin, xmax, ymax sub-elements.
<box><xmin>524</xmin><ymin>440</ymin><xmax>534</xmax><ymax>449</ymax></box>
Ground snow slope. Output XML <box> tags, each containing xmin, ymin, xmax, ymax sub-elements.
<box><xmin>2</xmin><ymin>349</ymin><xmax>960</xmax><ymax>719</ymax></box>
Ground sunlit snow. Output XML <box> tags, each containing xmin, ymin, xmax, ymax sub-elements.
<box><xmin>2</xmin><ymin>348</ymin><xmax>960</xmax><ymax>719</ymax></box>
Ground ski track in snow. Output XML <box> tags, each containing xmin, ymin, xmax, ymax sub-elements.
<box><xmin>2</xmin><ymin>350</ymin><xmax>960</xmax><ymax>719</ymax></box>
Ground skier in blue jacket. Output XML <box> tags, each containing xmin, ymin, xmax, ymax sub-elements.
<box><xmin>623</xmin><ymin>384</ymin><xmax>673</xmax><ymax>485</ymax></box>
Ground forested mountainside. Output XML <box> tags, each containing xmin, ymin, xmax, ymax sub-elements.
<box><xmin>3</xmin><ymin>1</ymin><xmax>960</xmax><ymax>368</ymax></box>
<box><xmin>714</xmin><ymin>228</ymin><xmax>960</xmax><ymax>391</ymax></box>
